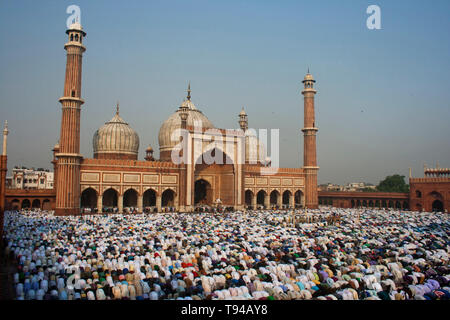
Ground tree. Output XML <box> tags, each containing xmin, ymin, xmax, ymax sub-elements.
<box><xmin>376</xmin><ymin>175</ymin><xmax>409</xmax><ymax>193</ymax></box>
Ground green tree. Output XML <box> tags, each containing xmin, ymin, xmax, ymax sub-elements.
<box><xmin>376</xmin><ymin>175</ymin><xmax>409</xmax><ymax>193</ymax></box>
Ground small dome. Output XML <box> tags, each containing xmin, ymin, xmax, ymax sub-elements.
<box><xmin>93</xmin><ymin>110</ymin><xmax>139</xmax><ymax>160</ymax></box>
<box><xmin>158</xmin><ymin>97</ymin><xmax>214</xmax><ymax>160</ymax></box>
<box><xmin>239</xmin><ymin>108</ymin><xmax>247</xmax><ymax>116</ymax></box>
<box><xmin>68</xmin><ymin>22</ymin><xmax>83</xmax><ymax>31</ymax></box>
<box><xmin>303</xmin><ymin>73</ymin><xmax>315</xmax><ymax>82</ymax></box>
<box><xmin>146</xmin><ymin>145</ymin><xmax>154</xmax><ymax>153</ymax></box>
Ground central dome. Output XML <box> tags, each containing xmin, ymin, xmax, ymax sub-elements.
<box><xmin>93</xmin><ymin>105</ymin><xmax>140</xmax><ymax>160</ymax></box>
<box><xmin>158</xmin><ymin>85</ymin><xmax>214</xmax><ymax>161</ymax></box>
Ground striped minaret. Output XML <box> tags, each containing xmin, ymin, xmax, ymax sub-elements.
<box><xmin>302</xmin><ymin>71</ymin><xmax>319</xmax><ymax>209</ymax></box>
<box><xmin>55</xmin><ymin>23</ymin><xmax>86</xmax><ymax>216</ymax></box>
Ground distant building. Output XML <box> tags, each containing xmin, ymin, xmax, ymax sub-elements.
<box><xmin>319</xmin><ymin>182</ymin><xmax>376</xmax><ymax>192</ymax></box>
<box><xmin>8</xmin><ymin>167</ymin><xmax>54</xmax><ymax>190</ymax></box>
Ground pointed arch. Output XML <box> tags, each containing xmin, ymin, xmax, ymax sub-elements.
<box><xmin>81</xmin><ymin>188</ymin><xmax>98</xmax><ymax>209</ymax></box>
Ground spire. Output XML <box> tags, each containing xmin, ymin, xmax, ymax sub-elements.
<box><xmin>409</xmin><ymin>167</ymin><xmax>412</xmax><ymax>178</ymax></box>
<box><xmin>116</xmin><ymin>101</ymin><xmax>120</xmax><ymax>115</ymax></box>
<box><xmin>187</xmin><ymin>82</ymin><xmax>191</xmax><ymax>101</ymax></box>
<box><xmin>307</xmin><ymin>67</ymin><xmax>310</xmax><ymax>74</ymax></box>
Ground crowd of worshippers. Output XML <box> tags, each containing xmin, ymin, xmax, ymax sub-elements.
<box><xmin>3</xmin><ymin>208</ymin><xmax>450</xmax><ymax>300</ymax></box>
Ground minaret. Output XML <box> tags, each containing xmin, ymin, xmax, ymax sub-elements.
<box><xmin>2</xmin><ymin>120</ymin><xmax>8</xmax><ymax>156</ymax></box>
<box><xmin>0</xmin><ymin>121</ymin><xmax>9</xmax><ymax>239</ymax></box>
<box><xmin>239</xmin><ymin>108</ymin><xmax>248</xmax><ymax>131</ymax></box>
<box><xmin>55</xmin><ymin>22</ymin><xmax>86</xmax><ymax>216</ymax></box>
<box><xmin>301</xmin><ymin>71</ymin><xmax>319</xmax><ymax>209</ymax></box>
<box><xmin>178</xmin><ymin>85</ymin><xmax>190</xmax><ymax>212</ymax></box>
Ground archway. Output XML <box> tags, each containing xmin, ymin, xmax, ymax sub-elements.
<box><xmin>256</xmin><ymin>190</ymin><xmax>266</xmax><ymax>208</ymax></box>
<box><xmin>356</xmin><ymin>200</ymin><xmax>361</xmax><ymax>207</ymax></box>
<box><xmin>22</xmin><ymin>199</ymin><xmax>31</xmax><ymax>209</ymax></box>
<box><xmin>270</xmin><ymin>190</ymin><xmax>280</xmax><ymax>206</ymax></box>
<box><xmin>42</xmin><ymin>199</ymin><xmax>51</xmax><ymax>210</ymax></box>
<box><xmin>195</xmin><ymin>147</ymin><xmax>234</xmax><ymax>206</ymax></box>
<box><xmin>369</xmin><ymin>200</ymin><xmax>374</xmax><ymax>208</ymax></box>
<box><xmin>102</xmin><ymin>188</ymin><xmax>118</xmax><ymax>209</ymax></box>
<box><xmin>402</xmin><ymin>201</ymin><xmax>409</xmax><ymax>210</ymax></box>
<box><xmin>143</xmin><ymin>189</ymin><xmax>156</xmax><ymax>207</ymax></box>
<box><xmin>245</xmin><ymin>190</ymin><xmax>253</xmax><ymax>207</ymax></box>
<box><xmin>362</xmin><ymin>200</ymin><xmax>367</xmax><ymax>208</ymax></box>
<box><xmin>351</xmin><ymin>199</ymin><xmax>355</xmax><ymax>208</ymax></box>
<box><xmin>432</xmin><ymin>200</ymin><xmax>444</xmax><ymax>212</ymax></box>
<box><xmin>194</xmin><ymin>179</ymin><xmax>212</xmax><ymax>205</ymax></box>
<box><xmin>11</xmin><ymin>199</ymin><xmax>20</xmax><ymax>210</ymax></box>
<box><xmin>282</xmin><ymin>190</ymin><xmax>291</xmax><ymax>207</ymax></box>
<box><xmin>395</xmin><ymin>201</ymin><xmax>402</xmax><ymax>209</ymax></box>
<box><xmin>81</xmin><ymin>188</ymin><xmax>97</xmax><ymax>209</ymax></box>
<box><xmin>123</xmin><ymin>189</ymin><xmax>138</xmax><ymax>210</ymax></box>
<box><xmin>294</xmin><ymin>190</ymin><xmax>303</xmax><ymax>208</ymax></box>
<box><xmin>162</xmin><ymin>189</ymin><xmax>175</xmax><ymax>207</ymax></box>
<box><xmin>32</xmin><ymin>199</ymin><xmax>41</xmax><ymax>209</ymax></box>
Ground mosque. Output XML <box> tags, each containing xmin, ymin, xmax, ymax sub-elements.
<box><xmin>46</xmin><ymin>22</ymin><xmax>319</xmax><ymax>215</ymax></box>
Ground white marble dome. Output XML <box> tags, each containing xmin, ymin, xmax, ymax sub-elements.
<box><xmin>93</xmin><ymin>110</ymin><xmax>139</xmax><ymax>159</ymax></box>
<box><xmin>158</xmin><ymin>98</ymin><xmax>214</xmax><ymax>156</ymax></box>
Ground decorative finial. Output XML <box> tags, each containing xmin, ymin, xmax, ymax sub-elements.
<box><xmin>307</xmin><ymin>67</ymin><xmax>310</xmax><ymax>74</ymax></box>
<box><xmin>409</xmin><ymin>167</ymin><xmax>412</xmax><ymax>178</ymax></box>
<box><xmin>436</xmin><ymin>160</ymin><xmax>439</xmax><ymax>169</ymax></box>
<box><xmin>116</xmin><ymin>101</ymin><xmax>119</xmax><ymax>115</ymax></box>
<box><xmin>187</xmin><ymin>82</ymin><xmax>191</xmax><ymax>101</ymax></box>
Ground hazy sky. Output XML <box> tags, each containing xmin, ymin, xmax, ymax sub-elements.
<box><xmin>0</xmin><ymin>0</ymin><xmax>449</xmax><ymax>185</ymax></box>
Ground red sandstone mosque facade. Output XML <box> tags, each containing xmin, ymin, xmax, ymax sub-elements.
<box><xmin>51</xmin><ymin>22</ymin><xmax>318</xmax><ymax>215</ymax></box>
<box><xmin>1</xmin><ymin>22</ymin><xmax>449</xmax><ymax>216</ymax></box>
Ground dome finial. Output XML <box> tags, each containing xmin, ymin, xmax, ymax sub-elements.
<box><xmin>187</xmin><ymin>82</ymin><xmax>191</xmax><ymax>101</ymax></box>
<box><xmin>307</xmin><ymin>67</ymin><xmax>310</xmax><ymax>74</ymax></box>
<box><xmin>116</xmin><ymin>101</ymin><xmax>119</xmax><ymax>115</ymax></box>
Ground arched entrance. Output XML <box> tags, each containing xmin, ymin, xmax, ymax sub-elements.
<box><xmin>245</xmin><ymin>190</ymin><xmax>254</xmax><ymax>208</ymax></box>
<box><xmin>195</xmin><ymin>147</ymin><xmax>234</xmax><ymax>206</ymax></box>
<box><xmin>22</xmin><ymin>199</ymin><xmax>31</xmax><ymax>209</ymax></box>
<box><xmin>256</xmin><ymin>190</ymin><xmax>266</xmax><ymax>208</ymax></box>
<box><xmin>32</xmin><ymin>199</ymin><xmax>41</xmax><ymax>209</ymax></box>
<box><xmin>270</xmin><ymin>190</ymin><xmax>279</xmax><ymax>208</ymax></box>
<box><xmin>432</xmin><ymin>200</ymin><xmax>444</xmax><ymax>212</ymax></box>
<box><xmin>81</xmin><ymin>188</ymin><xmax>97</xmax><ymax>210</ymax></box>
<box><xmin>143</xmin><ymin>189</ymin><xmax>156</xmax><ymax>209</ymax></box>
<box><xmin>194</xmin><ymin>179</ymin><xmax>213</xmax><ymax>205</ymax></box>
<box><xmin>282</xmin><ymin>190</ymin><xmax>291</xmax><ymax>207</ymax></box>
<box><xmin>11</xmin><ymin>199</ymin><xmax>20</xmax><ymax>210</ymax></box>
<box><xmin>102</xmin><ymin>188</ymin><xmax>118</xmax><ymax>210</ymax></box>
<box><xmin>162</xmin><ymin>189</ymin><xmax>175</xmax><ymax>207</ymax></box>
<box><xmin>123</xmin><ymin>189</ymin><xmax>138</xmax><ymax>208</ymax></box>
<box><xmin>294</xmin><ymin>190</ymin><xmax>303</xmax><ymax>208</ymax></box>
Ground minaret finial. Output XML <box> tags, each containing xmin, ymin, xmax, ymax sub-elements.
<box><xmin>187</xmin><ymin>82</ymin><xmax>191</xmax><ymax>101</ymax></box>
<box><xmin>307</xmin><ymin>67</ymin><xmax>310</xmax><ymax>74</ymax></box>
<box><xmin>116</xmin><ymin>101</ymin><xmax>119</xmax><ymax>115</ymax></box>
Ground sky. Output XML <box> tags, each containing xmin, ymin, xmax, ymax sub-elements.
<box><xmin>0</xmin><ymin>0</ymin><xmax>449</xmax><ymax>185</ymax></box>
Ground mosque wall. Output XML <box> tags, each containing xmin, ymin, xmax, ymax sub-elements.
<box><xmin>409</xmin><ymin>178</ymin><xmax>450</xmax><ymax>212</ymax></box>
